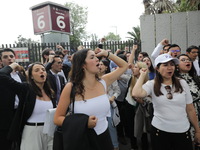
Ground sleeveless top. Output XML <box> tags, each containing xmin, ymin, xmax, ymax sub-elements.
<box><xmin>73</xmin><ymin>79</ymin><xmax>110</xmax><ymax>135</ymax></box>
<box><xmin>27</xmin><ymin>99</ymin><xmax>53</xmax><ymax>123</ymax></box>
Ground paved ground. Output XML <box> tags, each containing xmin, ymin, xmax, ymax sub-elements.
<box><xmin>119</xmin><ymin>136</ymin><xmax>152</xmax><ymax>150</ymax></box>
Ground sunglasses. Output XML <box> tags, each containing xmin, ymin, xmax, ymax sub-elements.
<box><xmin>2</xmin><ymin>55</ymin><xmax>15</xmax><ymax>59</ymax></box>
<box><xmin>170</xmin><ymin>50</ymin><xmax>181</xmax><ymax>53</ymax></box>
<box><xmin>165</xmin><ymin>85</ymin><xmax>173</xmax><ymax>99</ymax></box>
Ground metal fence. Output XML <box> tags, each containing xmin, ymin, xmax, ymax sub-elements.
<box><xmin>1</xmin><ymin>40</ymin><xmax>136</xmax><ymax>68</ymax></box>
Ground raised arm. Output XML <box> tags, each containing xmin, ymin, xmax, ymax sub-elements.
<box><xmin>128</xmin><ymin>45</ymin><xmax>137</xmax><ymax>65</ymax></box>
<box><xmin>151</xmin><ymin>39</ymin><xmax>169</xmax><ymax>60</ymax></box>
<box><xmin>132</xmin><ymin>68</ymin><xmax>148</xmax><ymax>98</ymax></box>
<box><xmin>96</xmin><ymin>49</ymin><xmax>128</xmax><ymax>87</ymax></box>
<box><xmin>0</xmin><ymin>63</ymin><xmax>25</xmax><ymax>94</ymax></box>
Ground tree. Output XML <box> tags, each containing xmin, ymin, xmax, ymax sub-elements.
<box><xmin>175</xmin><ymin>0</ymin><xmax>200</xmax><ymax>12</ymax></box>
<box><xmin>143</xmin><ymin>0</ymin><xmax>200</xmax><ymax>14</ymax></box>
<box><xmin>64</xmin><ymin>2</ymin><xmax>88</xmax><ymax>46</ymax></box>
<box><xmin>15</xmin><ymin>35</ymin><xmax>39</xmax><ymax>45</ymax></box>
<box><xmin>126</xmin><ymin>26</ymin><xmax>141</xmax><ymax>45</ymax></box>
<box><xmin>104</xmin><ymin>32</ymin><xmax>121</xmax><ymax>41</ymax></box>
<box><xmin>90</xmin><ymin>33</ymin><xmax>98</xmax><ymax>42</ymax></box>
<box><xmin>143</xmin><ymin>0</ymin><xmax>155</xmax><ymax>15</ymax></box>
<box><xmin>154</xmin><ymin>0</ymin><xmax>175</xmax><ymax>14</ymax></box>
<box><xmin>126</xmin><ymin>26</ymin><xmax>141</xmax><ymax>52</ymax></box>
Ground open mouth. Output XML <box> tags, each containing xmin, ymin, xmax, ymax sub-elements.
<box><xmin>167</xmin><ymin>72</ymin><xmax>173</xmax><ymax>76</ymax></box>
<box><xmin>186</xmin><ymin>64</ymin><xmax>190</xmax><ymax>67</ymax></box>
<box><xmin>40</xmin><ymin>75</ymin><xmax>45</xmax><ymax>78</ymax></box>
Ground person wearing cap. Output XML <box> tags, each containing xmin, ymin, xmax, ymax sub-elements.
<box><xmin>132</xmin><ymin>53</ymin><xmax>200</xmax><ymax>150</ymax></box>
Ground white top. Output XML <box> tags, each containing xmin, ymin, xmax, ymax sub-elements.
<box><xmin>142</xmin><ymin>79</ymin><xmax>193</xmax><ymax>133</ymax></box>
<box><xmin>193</xmin><ymin>59</ymin><xmax>200</xmax><ymax>76</ymax></box>
<box><xmin>10</xmin><ymin>71</ymin><xmax>22</xmax><ymax>109</ymax></box>
<box><xmin>125</xmin><ymin>87</ymin><xmax>137</xmax><ymax>106</ymax></box>
<box><xmin>73</xmin><ymin>80</ymin><xmax>110</xmax><ymax>135</ymax></box>
<box><xmin>151</xmin><ymin>43</ymin><xmax>163</xmax><ymax>61</ymax></box>
<box><xmin>27</xmin><ymin>99</ymin><xmax>53</xmax><ymax>123</ymax></box>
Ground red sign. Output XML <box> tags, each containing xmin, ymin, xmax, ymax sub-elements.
<box><xmin>13</xmin><ymin>47</ymin><xmax>29</xmax><ymax>62</ymax></box>
<box><xmin>31</xmin><ymin>2</ymin><xmax>70</xmax><ymax>34</ymax></box>
<box><xmin>32</xmin><ymin>6</ymin><xmax>51</xmax><ymax>34</ymax></box>
<box><xmin>51</xmin><ymin>6</ymin><xmax>70</xmax><ymax>33</ymax></box>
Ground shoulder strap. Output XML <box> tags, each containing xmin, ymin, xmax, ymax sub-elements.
<box><xmin>70</xmin><ymin>83</ymin><xmax>76</xmax><ymax>114</ymax></box>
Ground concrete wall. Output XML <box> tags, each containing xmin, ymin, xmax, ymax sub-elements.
<box><xmin>140</xmin><ymin>11</ymin><xmax>200</xmax><ymax>56</ymax></box>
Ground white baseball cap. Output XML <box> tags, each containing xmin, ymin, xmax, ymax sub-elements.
<box><xmin>154</xmin><ymin>54</ymin><xmax>179</xmax><ymax>67</ymax></box>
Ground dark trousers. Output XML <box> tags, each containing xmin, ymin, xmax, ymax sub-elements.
<box><xmin>115</xmin><ymin>101</ymin><xmax>129</xmax><ymax>138</ymax></box>
<box><xmin>124</xmin><ymin>101</ymin><xmax>138</xmax><ymax>149</ymax></box>
<box><xmin>151</xmin><ymin>126</ymin><xmax>193</xmax><ymax>150</ymax></box>
<box><xmin>0</xmin><ymin>130</ymin><xmax>12</xmax><ymax>150</ymax></box>
<box><xmin>97</xmin><ymin>128</ymin><xmax>113</xmax><ymax>150</ymax></box>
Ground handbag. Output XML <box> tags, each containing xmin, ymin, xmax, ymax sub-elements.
<box><xmin>53</xmin><ymin>84</ymin><xmax>76</xmax><ymax>150</ymax></box>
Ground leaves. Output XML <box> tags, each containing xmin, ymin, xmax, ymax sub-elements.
<box><xmin>64</xmin><ymin>2</ymin><xmax>88</xmax><ymax>44</ymax></box>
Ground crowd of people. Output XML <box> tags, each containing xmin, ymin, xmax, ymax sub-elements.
<box><xmin>0</xmin><ymin>38</ymin><xmax>200</xmax><ymax>150</ymax></box>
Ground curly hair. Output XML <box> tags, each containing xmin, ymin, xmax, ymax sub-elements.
<box><xmin>69</xmin><ymin>49</ymin><xmax>100</xmax><ymax>100</ymax></box>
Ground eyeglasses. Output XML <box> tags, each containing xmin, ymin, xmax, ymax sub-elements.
<box><xmin>171</xmin><ymin>50</ymin><xmax>181</xmax><ymax>53</ymax></box>
<box><xmin>56</xmin><ymin>61</ymin><xmax>62</xmax><ymax>65</ymax></box>
<box><xmin>190</xmin><ymin>51</ymin><xmax>199</xmax><ymax>54</ymax></box>
<box><xmin>180</xmin><ymin>58</ymin><xmax>192</xmax><ymax>62</ymax></box>
<box><xmin>2</xmin><ymin>55</ymin><xmax>15</xmax><ymax>59</ymax></box>
<box><xmin>165</xmin><ymin>85</ymin><xmax>173</xmax><ymax>99</ymax></box>
<box><xmin>49</xmin><ymin>53</ymin><xmax>55</xmax><ymax>55</ymax></box>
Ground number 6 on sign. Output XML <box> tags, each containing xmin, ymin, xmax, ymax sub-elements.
<box><xmin>37</xmin><ymin>15</ymin><xmax>45</xmax><ymax>29</ymax></box>
<box><xmin>57</xmin><ymin>16</ymin><xmax>65</xmax><ymax>29</ymax></box>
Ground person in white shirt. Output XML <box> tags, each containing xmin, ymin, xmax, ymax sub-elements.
<box><xmin>151</xmin><ymin>38</ymin><xmax>171</xmax><ymax>60</ymax></box>
<box><xmin>132</xmin><ymin>53</ymin><xmax>200</xmax><ymax>150</ymax></box>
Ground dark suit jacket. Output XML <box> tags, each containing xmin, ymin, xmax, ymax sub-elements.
<box><xmin>47</xmin><ymin>71</ymin><xmax>66</xmax><ymax>102</ymax></box>
<box><xmin>0</xmin><ymin>66</ymin><xmax>56</xmax><ymax>141</ymax></box>
<box><xmin>0</xmin><ymin>67</ymin><xmax>26</xmax><ymax>131</ymax></box>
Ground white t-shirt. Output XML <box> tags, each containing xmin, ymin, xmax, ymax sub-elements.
<box><xmin>142</xmin><ymin>79</ymin><xmax>193</xmax><ymax>133</ymax></box>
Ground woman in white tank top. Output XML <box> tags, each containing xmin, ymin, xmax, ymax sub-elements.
<box><xmin>54</xmin><ymin>48</ymin><xmax>128</xmax><ymax>150</ymax></box>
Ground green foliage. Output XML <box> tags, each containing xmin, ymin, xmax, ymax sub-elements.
<box><xmin>126</xmin><ymin>26</ymin><xmax>141</xmax><ymax>45</ymax></box>
<box><xmin>90</xmin><ymin>33</ymin><xmax>99</xmax><ymax>42</ymax></box>
<box><xmin>15</xmin><ymin>35</ymin><xmax>39</xmax><ymax>45</ymax></box>
<box><xmin>175</xmin><ymin>0</ymin><xmax>200</xmax><ymax>12</ymax></box>
<box><xmin>143</xmin><ymin>0</ymin><xmax>200</xmax><ymax>14</ymax></box>
<box><xmin>104</xmin><ymin>32</ymin><xmax>121</xmax><ymax>41</ymax></box>
<box><xmin>126</xmin><ymin>26</ymin><xmax>141</xmax><ymax>52</ymax></box>
<box><xmin>64</xmin><ymin>2</ymin><xmax>88</xmax><ymax>45</ymax></box>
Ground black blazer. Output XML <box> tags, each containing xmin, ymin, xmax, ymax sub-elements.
<box><xmin>0</xmin><ymin>67</ymin><xmax>26</xmax><ymax>131</ymax></box>
<box><xmin>0</xmin><ymin>66</ymin><xmax>56</xmax><ymax>141</ymax></box>
<box><xmin>47</xmin><ymin>71</ymin><xmax>66</xmax><ymax>100</ymax></box>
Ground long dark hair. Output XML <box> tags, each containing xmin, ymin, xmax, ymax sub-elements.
<box><xmin>101</xmin><ymin>59</ymin><xmax>110</xmax><ymax>74</ymax></box>
<box><xmin>154</xmin><ymin>62</ymin><xmax>183</xmax><ymax>96</ymax></box>
<box><xmin>176</xmin><ymin>54</ymin><xmax>200</xmax><ymax>88</ymax></box>
<box><xmin>28</xmin><ymin>62</ymin><xmax>54</xmax><ymax>99</ymax></box>
<box><xmin>176</xmin><ymin>54</ymin><xmax>197</xmax><ymax>77</ymax></box>
<box><xmin>69</xmin><ymin>49</ymin><xmax>100</xmax><ymax>99</ymax></box>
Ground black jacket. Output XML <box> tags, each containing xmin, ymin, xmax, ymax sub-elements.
<box><xmin>0</xmin><ymin>67</ymin><xmax>26</xmax><ymax>131</ymax></box>
<box><xmin>62</xmin><ymin>113</ymin><xmax>101</xmax><ymax>150</ymax></box>
<box><xmin>0</xmin><ymin>66</ymin><xmax>56</xmax><ymax>141</ymax></box>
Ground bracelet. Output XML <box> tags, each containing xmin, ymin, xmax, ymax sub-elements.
<box><xmin>106</xmin><ymin>52</ymin><xmax>110</xmax><ymax>59</ymax></box>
